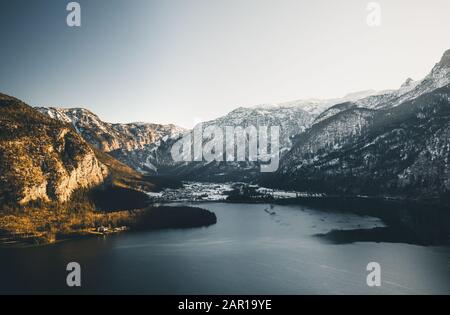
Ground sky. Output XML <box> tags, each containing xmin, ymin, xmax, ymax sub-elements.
<box><xmin>1</xmin><ymin>0</ymin><xmax>450</xmax><ymax>128</ymax></box>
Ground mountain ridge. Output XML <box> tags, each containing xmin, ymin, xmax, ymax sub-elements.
<box><xmin>32</xmin><ymin>49</ymin><xmax>450</xmax><ymax>201</ymax></box>
<box><xmin>0</xmin><ymin>94</ymin><xmax>108</xmax><ymax>205</ymax></box>
<box><xmin>265</xmin><ymin>83</ymin><xmax>450</xmax><ymax>200</ymax></box>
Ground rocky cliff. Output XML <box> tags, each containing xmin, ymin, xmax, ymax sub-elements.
<box><xmin>0</xmin><ymin>94</ymin><xmax>108</xmax><ymax>205</ymax></box>
<box><xmin>36</xmin><ymin>107</ymin><xmax>186</xmax><ymax>173</ymax></box>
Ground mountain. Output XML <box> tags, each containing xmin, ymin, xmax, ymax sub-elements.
<box><xmin>310</xmin><ymin>50</ymin><xmax>450</xmax><ymax>132</ymax></box>
<box><xmin>151</xmin><ymin>91</ymin><xmax>386</xmax><ymax>181</ymax></box>
<box><xmin>266</xmin><ymin>83</ymin><xmax>450</xmax><ymax>200</ymax></box>
<box><xmin>36</xmin><ymin>107</ymin><xmax>186</xmax><ymax>173</ymax></box>
<box><xmin>267</xmin><ymin>89</ymin><xmax>383</xmax><ymax>116</ymax></box>
<box><xmin>35</xmin><ymin>88</ymin><xmax>384</xmax><ymax>181</ymax></box>
<box><xmin>0</xmin><ymin>94</ymin><xmax>108</xmax><ymax>205</ymax></box>
<box><xmin>34</xmin><ymin>50</ymin><xmax>450</xmax><ymax>194</ymax></box>
<box><xmin>202</xmin><ymin>105</ymin><xmax>314</xmax><ymax>150</ymax></box>
<box><xmin>0</xmin><ymin>93</ymin><xmax>186</xmax><ymax>244</ymax></box>
<box><xmin>313</xmin><ymin>102</ymin><xmax>359</xmax><ymax>124</ymax></box>
<box><xmin>263</xmin><ymin>50</ymin><xmax>450</xmax><ymax>200</ymax></box>
<box><xmin>153</xmin><ymin>104</ymin><xmax>314</xmax><ymax>181</ymax></box>
<box><xmin>355</xmin><ymin>50</ymin><xmax>450</xmax><ymax>110</ymax></box>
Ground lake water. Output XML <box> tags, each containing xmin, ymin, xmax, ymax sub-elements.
<box><xmin>0</xmin><ymin>202</ymin><xmax>449</xmax><ymax>294</ymax></box>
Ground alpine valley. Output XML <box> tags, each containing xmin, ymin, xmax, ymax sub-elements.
<box><xmin>1</xmin><ymin>50</ymin><xmax>450</xmax><ymax>246</ymax></box>
<box><xmin>32</xmin><ymin>49</ymin><xmax>450</xmax><ymax>203</ymax></box>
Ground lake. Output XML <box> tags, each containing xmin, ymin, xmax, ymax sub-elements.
<box><xmin>0</xmin><ymin>202</ymin><xmax>449</xmax><ymax>294</ymax></box>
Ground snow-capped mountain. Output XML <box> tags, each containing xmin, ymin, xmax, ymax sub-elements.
<box><xmin>155</xmin><ymin>89</ymin><xmax>387</xmax><ymax>181</ymax></box>
<box><xmin>37</xmin><ymin>49</ymin><xmax>450</xmax><ymax>197</ymax></box>
<box><xmin>189</xmin><ymin>89</ymin><xmax>384</xmax><ymax>153</ymax></box>
<box><xmin>200</xmin><ymin>105</ymin><xmax>314</xmax><ymax>151</ymax></box>
<box><xmin>249</xmin><ymin>90</ymin><xmax>383</xmax><ymax>117</ymax></box>
<box><xmin>265</xmin><ymin>83</ymin><xmax>450</xmax><ymax>199</ymax></box>
<box><xmin>151</xmin><ymin>90</ymin><xmax>382</xmax><ymax>181</ymax></box>
<box><xmin>355</xmin><ymin>50</ymin><xmax>450</xmax><ymax>110</ymax></box>
<box><xmin>36</xmin><ymin>107</ymin><xmax>186</xmax><ymax>172</ymax></box>
<box><xmin>264</xmin><ymin>50</ymin><xmax>450</xmax><ymax>200</ymax></box>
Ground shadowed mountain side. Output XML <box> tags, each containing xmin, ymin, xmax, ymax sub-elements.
<box><xmin>263</xmin><ymin>84</ymin><xmax>450</xmax><ymax>201</ymax></box>
<box><xmin>0</xmin><ymin>93</ymin><xmax>186</xmax><ymax>244</ymax></box>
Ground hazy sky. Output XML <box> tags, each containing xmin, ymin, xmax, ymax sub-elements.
<box><xmin>1</xmin><ymin>0</ymin><xmax>450</xmax><ymax>128</ymax></box>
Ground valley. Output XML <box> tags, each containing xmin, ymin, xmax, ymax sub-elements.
<box><xmin>1</xmin><ymin>50</ymin><xmax>450</xmax><ymax>248</ymax></box>
<box><xmin>2</xmin><ymin>1</ymin><xmax>450</xmax><ymax>296</ymax></box>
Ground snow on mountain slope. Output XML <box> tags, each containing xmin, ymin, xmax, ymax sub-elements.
<box><xmin>356</xmin><ymin>50</ymin><xmax>450</xmax><ymax>110</ymax></box>
<box><xmin>195</xmin><ymin>89</ymin><xmax>384</xmax><ymax>152</ymax></box>
<box><xmin>260</xmin><ymin>49</ymin><xmax>450</xmax><ymax>200</ymax></box>
<box><xmin>36</xmin><ymin>107</ymin><xmax>186</xmax><ymax>173</ymax></box>
<box><xmin>36</xmin><ymin>49</ymin><xmax>450</xmax><ymax>185</ymax></box>
<box><xmin>200</xmin><ymin>105</ymin><xmax>313</xmax><ymax>151</ymax></box>
<box><xmin>36</xmin><ymin>107</ymin><xmax>185</xmax><ymax>152</ymax></box>
<box><xmin>266</xmin><ymin>83</ymin><xmax>450</xmax><ymax>199</ymax></box>
<box><xmin>250</xmin><ymin>89</ymin><xmax>383</xmax><ymax>117</ymax></box>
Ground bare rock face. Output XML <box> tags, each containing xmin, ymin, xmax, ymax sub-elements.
<box><xmin>35</xmin><ymin>107</ymin><xmax>186</xmax><ymax>152</ymax></box>
<box><xmin>0</xmin><ymin>94</ymin><xmax>108</xmax><ymax>205</ymax></box>
<box><xmin>35</xmin><ymin>107</ymin><xmax>186</xmax><ymax>173</ymax></box>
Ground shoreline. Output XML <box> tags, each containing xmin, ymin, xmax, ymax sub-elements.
<box><xmin>2</xmin><ymin>193</ymin><xmax>448</xmax><ymax>249</ymax></box>
<box><xmin>0</xmin><ymin>205</ymin><xmax>217</xmax><ymax>248</ymax></box>
<box><xmin>148</xmin><ymin>181</ymin><xmax>450</xmax><ymax>208</ymax></box>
